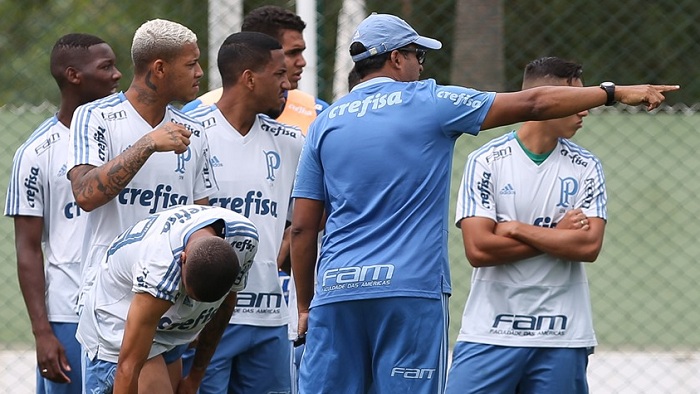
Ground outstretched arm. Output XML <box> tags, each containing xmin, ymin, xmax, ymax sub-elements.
<box><xmin>481</xmin><ymin>84</ymin><xmax>679</xmax><ymax>131</ymax></box>
<box><xmin>14</xmin><ymin>216</ymin><xmax>71</xmax><ymax>383</ymax></box>
<box><xmin>69</xmin><ymin>122</ymin><xmax>192</xmax><ymax>211</ymax></box>
<box><xmin>114</xmin><ymin>292</ymin><xmax>172</xmax><ymax>394</ymax></box>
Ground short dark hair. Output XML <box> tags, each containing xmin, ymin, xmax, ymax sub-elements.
<box><xmin>50</xmin><ymin>33</ymin><xmax>106</xmax><ymax>89</ymax></box>
<box><xmin>218</xmin><ymin>31</ymin><xmax>282</xmax><ymax>88</ymax></box>
<box><xmin>349</xmin><ymin>42</ymin><xmax>391</xmax><ymax>79</ymax></box>
<box><xmin>183</xmin><ymin>236</ymin><xmax>240</xmax><ymax>302</ymax></box>
<box><xmin>241</xmin><ymin>5</ymin><xmax>306</xmax><ymax>42</ymax></box>
<box><xmin>348</xmin><ymin>66</ymin><xmax>361</xmax><ymax>90</ymax></box>
<box><xmin>523</xmin><ymin>57</ymin><xmax>583</xmax><ymax>89</ymax></box>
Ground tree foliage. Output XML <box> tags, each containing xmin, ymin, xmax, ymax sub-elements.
<box><xmin>1</xmin><ymin>0</ymin><xmax>697</xmax><ymax>106</ymax></box>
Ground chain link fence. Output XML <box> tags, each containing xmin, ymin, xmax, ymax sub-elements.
<box><xmin>1</xmin><ymin>1</ymin><xmax>698</xmax><ymax>392</ymax></box>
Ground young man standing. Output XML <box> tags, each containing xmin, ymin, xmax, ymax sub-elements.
<box><xmin>182</xmin><ymin>5</ymin><xmax>328</xmax><ymax>134</ymax></box>
<box><xmin>290</xmin><ymin>13</ymin><xmax>677</xmax><ymax>393</ymax></box>
<box><xmin>5</xmin><ymin>33</ymin><xmax>121</xmax><ymax>394</ymax></box>
<box><xmin>184</xmin><ymin>31</ymin><xmax>302</xmax><ymax>394</ymax></box>
<box><xmin>67</xmin><ymin>19</ymin><xmax>217</xmax><ymax>313</ymax></box>
<box><xmin>445</xmin><ymin>57</ymin><xmax>606</xmax><ymax>394</ymax></box>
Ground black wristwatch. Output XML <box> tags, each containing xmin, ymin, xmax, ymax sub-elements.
<box><xmin>599</xmin><ymin>82</ymin><xmax>617</xmax><ymax>106</ymax></box>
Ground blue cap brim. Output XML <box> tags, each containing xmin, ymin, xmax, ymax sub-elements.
<box><xmin>415</xmin><ymin>36</ymin><xmax>442</xmax><ymax>50</ymax></box>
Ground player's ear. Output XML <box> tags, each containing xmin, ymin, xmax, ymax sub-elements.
<box><xmin>152</xmin><ymin>59</ymin><xmax>166</xmax><ymax>78</ymax></box>
<box><xmin>180</xmin><ymin>251</ymin><xmax>187</xmax><ymax>266</ymax></box>
<box><xmin>242</xmin><ymin>69</ymin><xmax>255</xmax><ymax>90</ymax></box>
<box><xmin>65</xmin><ymin>66</ymin><xmax>80</xmax><ymax>85</ymax></box>
<box><xmin>389</xmin><ymin>50</ymin><xmax>403</xmax><ymax>69</ymax></box>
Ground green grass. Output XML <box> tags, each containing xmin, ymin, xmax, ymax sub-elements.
<box><xmin>1</xmin><ymin>109</ymin><xmax>699</xmax><ymax>351</ymax></box>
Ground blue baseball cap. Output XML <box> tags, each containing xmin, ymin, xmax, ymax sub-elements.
<box><xmin>350</xmin><ymin>13</ymin><xmax>442</xmax><ymax>62</ymax></box>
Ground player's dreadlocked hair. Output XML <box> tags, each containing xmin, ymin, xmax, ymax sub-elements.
<box><xmin>50</xmin><ymin>33</ymin><xmax>106</xmax><ymax>88</ymax></box>
<box><xmin>242</xmin><ymin>5</ymin><xmax>306</xmax><ymax>42</ymax></box>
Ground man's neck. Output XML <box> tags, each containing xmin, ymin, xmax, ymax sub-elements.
<box><xmin>516</xmin><ymin>122</ymin><xmax>559</xmax><ymax>154</ymax></box>
<box><xmin>216</xmin><ymin>90</ymin><xmax>257</xmax><ymax>137</ymax></box>
<box><xmin>125</xmin><ymin>84</ymin><xmax>168</xmax><ymax>127</ymax></box>
<box><xmin>57</xmin><ymin>94</ymin><xmax>80</xmax><ymax>128</ymax></box>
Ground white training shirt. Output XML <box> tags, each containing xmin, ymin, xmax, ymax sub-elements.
<box><xmin>68</xmin><ymin>92</ymin><xmax>217</xmax><ymax>306</ymax></box>
<box><xmin>5</xmin><ymin>116</ymin><xmax>86</xmax><ymax>323</ymax></box>
<box><xmin>188</xmin><ymin>106</ymin><xmax>304</xmax><ymax>327</ymax></box>
<box><xmin>76</xmin><ymin>205</ymin><xmax>258</xmax><ymax>363</ymax></box>
<box><xmin>455</xmin><ymin>132</ymin><xmax>607</xmax><ymax>348</ymax></box>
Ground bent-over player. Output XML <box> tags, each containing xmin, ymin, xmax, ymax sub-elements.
<box><xmin>77</xmin><ymin>205</ymin><xmax>258</xmax><ymax>393</ymax></box>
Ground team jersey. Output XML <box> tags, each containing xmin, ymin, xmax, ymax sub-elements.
<box><xmin>454</xmin><ymin>131</ymin><xmax>607</xmax><ymax>347</ymax></box>
<box><xmin>292</xmin><ymin>77</ymin><xmax>495</xmax><ymax>308</ymax></box>
<box><xmin>68</xmin><ymin>92</ymin><xmax>217</xmax><ymax>304</ymax></box>
<box><xmin>4</xmin><ymin>116</ymin><xmax>86</xmax><ymax>323</ymax></box>
<box><xmin>181</xmin><ymin>88</ymin><xmax>328</xmax><ymax>135</ymax></box>
<box><xmin>188</xmin><ymin>105</ymin><xmax>304</xmax><ymax>326</ymax></box>
<box><xmin>76</xmin><ymin>205</ymin><xmax>258</xmax><ymax>363</ymax></box>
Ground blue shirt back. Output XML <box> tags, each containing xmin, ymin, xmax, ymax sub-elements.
<box><xmin>292</xmin><ymin>77</ymin><xmax>495</xmax><ymax>307</ymax></box>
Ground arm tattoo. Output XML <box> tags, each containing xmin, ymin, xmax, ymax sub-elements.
<box><xmin>72</xmin><ymin>136</ymin><xmax>156</xmax><ymax>208</ymax></box>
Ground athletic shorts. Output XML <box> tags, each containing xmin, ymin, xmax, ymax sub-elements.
<box><xmin>36</xmin><ymin>322</ymin><xmax>82</xmax><ymax>394</ymax></box>
<box><xmin>182</xmin><ymin>324</ymin><xmax>291</xmax><ymax>394</ymax></box>
<box><xmin>444</xmin><ymin>342</ymin><xmax>591</xmax><ymax>394</ymax></box>
<box><xmin>162</xmin><ymin>343</ymin><xmax>189</xmax><ymax>364</ymax></box>
<box><xmin>298</xmin><ymin>295</ymin><xmax>449</xmax><ymax>394</ymax></box>
<box><xmin>82</xmin><ymin>354</ymin><xmax>117</xmax><ymax>394</ymax></box>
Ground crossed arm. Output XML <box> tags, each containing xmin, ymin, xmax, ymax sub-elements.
<box><xmin>460</xmin><ymin>208</ymin><xmax>606</xmax><ymax>267</ymax></box>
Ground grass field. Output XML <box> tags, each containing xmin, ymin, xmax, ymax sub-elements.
<box><xmin>0</xmin><ymin>108</ymin><xmax>699</xmax><ymax>352</ymax></box>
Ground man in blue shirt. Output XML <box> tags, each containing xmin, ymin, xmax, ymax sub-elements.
<box><xmin>290</xmin><ymin>13</ymin><xmax>677</xmax><ymax>394</ymax></box>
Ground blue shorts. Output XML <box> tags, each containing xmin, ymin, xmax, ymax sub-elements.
<box><xmin>36</xmin><ymin>322</ymin><xmax>82</xmax><ymax>394</ymax></box>
<box><xmin>298</xmin><ymin>295</ymin><xmax>449</xmax><ymax>394</ymax></box>
<box><xmin>444</xmin><ymin>342</ymin><xmax>591</xmax><ymax>394</ymax></box>
<box><xmin>182</xmin><ymin>324</ymin><xmax>291</xmax><ymax>394</ymax></box>
<box><xmin>82</xmin><ymin>354</ymin><xmax>117</xmax><ymax>394</ymax></box>
<box><xmin>162</xmin><ymin>343</ymin><xmax>189</xmax><ymax>364</ymax></box>
<box><xmin>290</xmin><ymin>342</ymin><xmax>302</xmax><ymax>394</ymax></box>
